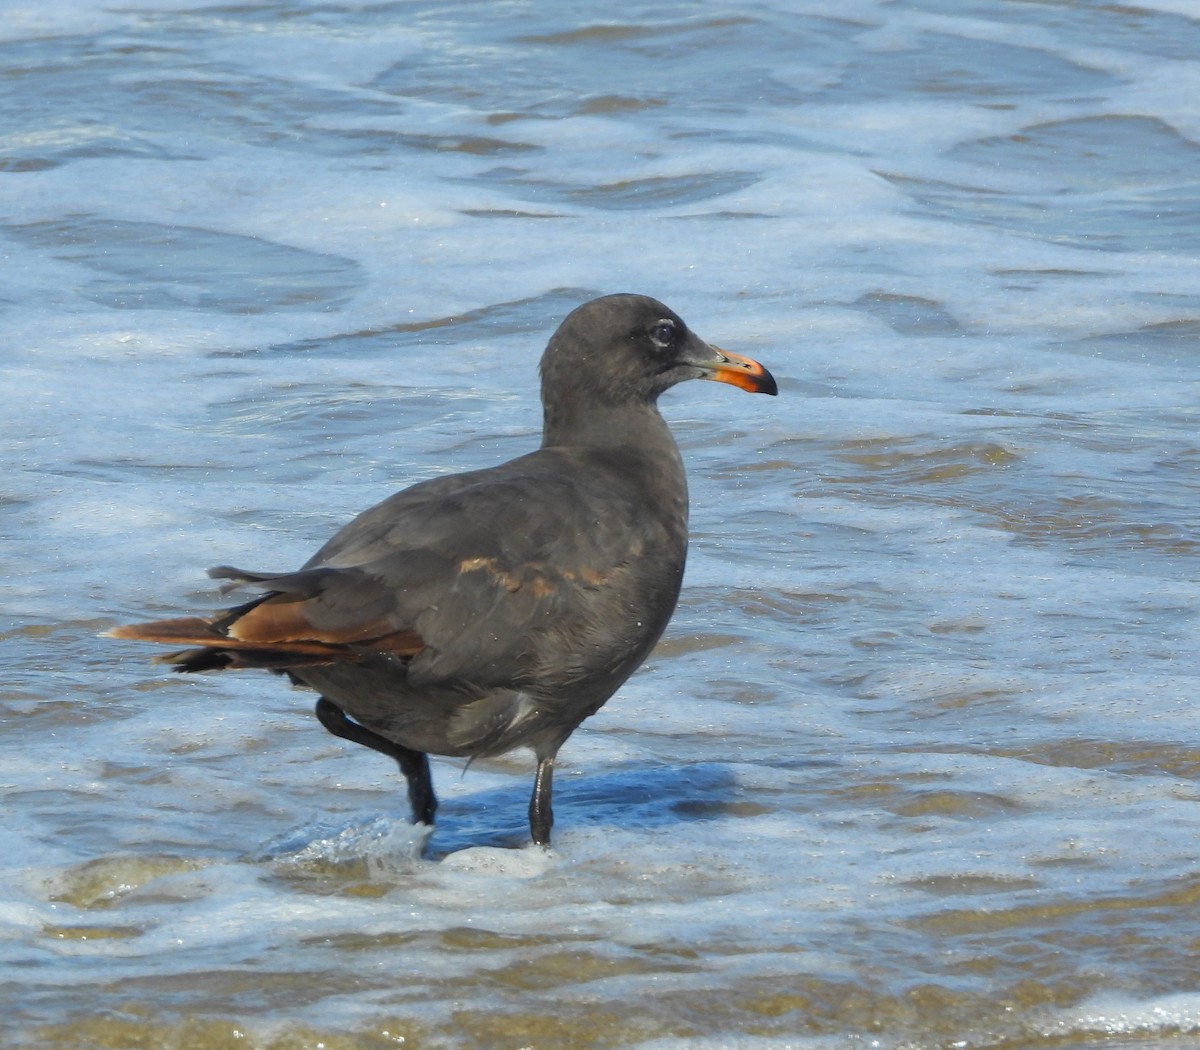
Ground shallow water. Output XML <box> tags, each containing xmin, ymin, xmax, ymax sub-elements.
<box><xmin>2</xmin><ymin>1</ymin><xmax>1199</xmax><ymax>1047</ymax></box>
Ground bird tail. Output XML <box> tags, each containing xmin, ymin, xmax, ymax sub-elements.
<box><xmin>104</xmin><ymin>565</ymin><xmax>423</xmax><ymax>673</ymax></box>
<box><xmin>102</xmin><ymin>608</ymin><xmax>354</xmax><ymax>672</ymax></box>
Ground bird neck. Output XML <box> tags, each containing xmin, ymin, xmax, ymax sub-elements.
<box><xmin>541</xmin><ymin>396</ymin><xmax>675</xmax><ymax>454</ymax></box>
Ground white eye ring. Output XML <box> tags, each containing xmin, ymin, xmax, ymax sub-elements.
<box><xmin>651</xmin><ymin>320</ymin><xmax>676</xmax><ymax>347</ymax></box>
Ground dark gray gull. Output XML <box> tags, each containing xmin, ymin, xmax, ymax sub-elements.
<box><xmin>107</xmin><ymin>293</ymin><xmax>777</xmax><ymax>848</ymax></box>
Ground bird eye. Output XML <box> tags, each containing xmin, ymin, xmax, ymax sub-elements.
<box><xmin>650</xmin><ymin>321</ymin><xmax>676</xmax><ymax>347</ymax></box>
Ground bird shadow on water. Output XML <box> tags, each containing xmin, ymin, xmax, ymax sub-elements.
<box><xmin>257</xmin><ymin>762</ymin><xmax>744</xmax><ymax>880</ymax></box>
<box><xmin>433</xmin><ymin>760</ymin><xmax>745</xmax><ymax>859</ymax></box>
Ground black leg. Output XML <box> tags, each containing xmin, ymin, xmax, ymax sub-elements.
<box><xmin>529</xmin><ymin>755</ymin><xmax>555</xmax><ymax>847</ymax></box>
<box><xmin>315</xmin><ymin>697</ymin><xmax>436</xmax><ymax>827</ymax></box>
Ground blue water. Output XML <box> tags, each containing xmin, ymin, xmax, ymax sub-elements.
<box><xmin>2</xmin><ymin>2</ymin><xmax>1199</xmax><ymax>1048</ymax></box>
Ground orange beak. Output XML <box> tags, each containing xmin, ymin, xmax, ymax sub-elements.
<box><xmin>700</xmin><ymin>345</ymin><xmax>778</xmax><ymax>395</ymax></box>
